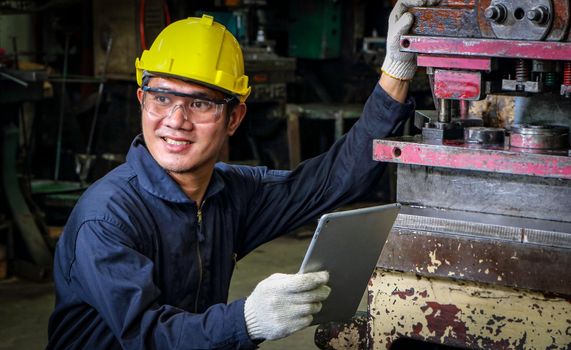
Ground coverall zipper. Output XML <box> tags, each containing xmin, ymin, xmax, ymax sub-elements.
<box><xmin>194</xmin><ymin>203</ymin><xmax>204</xmax><ymax>312</ymax></box>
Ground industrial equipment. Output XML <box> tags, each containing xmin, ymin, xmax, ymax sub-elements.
<box><xmin>317</xmin><ymin>0</ymin><xmax>571</xmax><ymax>349</ymax></box>
<box><xmin>1</xmin><ymin>65</ymin><xmax>53</xmax><ymax>280</ymax></box>
<box><xmin>209</xmin><ymin>5</ymin><xmax>297</xmax><ymax>167</ymax></box>
<box><xmin>288</xmin><ymin>0</ymin><xmax>342</xmax><ymax>59</ymax></box>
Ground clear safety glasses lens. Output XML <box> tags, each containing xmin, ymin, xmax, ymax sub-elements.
<box><xmin>142</xmin><ymin>89</ymin><xmax>226</xmax><ymax>124</ymax></box>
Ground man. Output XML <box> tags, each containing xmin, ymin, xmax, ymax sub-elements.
<box><xmin>47</xmin><ymin>0</ymin><xmax>436</xmax><ymax>348</ymax></box>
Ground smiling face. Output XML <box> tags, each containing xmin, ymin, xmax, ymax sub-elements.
<box><xmin>137</xmin><ymin>76</ymin><xmax>246</xmax><ymax>175</ymax></box>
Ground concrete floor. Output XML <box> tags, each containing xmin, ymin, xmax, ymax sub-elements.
<box><xmin>0</xmin><ymin>230</ymin><xmax>351</xmax><ymax>349</ymax></box>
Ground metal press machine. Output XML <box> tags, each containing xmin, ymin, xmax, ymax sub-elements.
<box><xmin>317</xmin><ymin>0</ymin><xmax>571</xmax><ymax>348</ymax></box>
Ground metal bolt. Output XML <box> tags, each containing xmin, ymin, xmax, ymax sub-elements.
<box><xmin>484</xmin><ymin>7</ymin><xmax>499</xmax><ymax>20</ymax></box>
<box><xmin>527</xmin><ymin>6</ymin><xmax>549</xmax><ymax>25</ymax></box>
<box><xmin>484</xmin><ymin>5</ymin><xmax>507</xmax><ymax>23</ymax></box>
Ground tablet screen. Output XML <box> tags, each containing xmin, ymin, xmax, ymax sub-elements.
<box><xmin>299</xmin><ymin>203</ymin><xmax>400</xmax><ymax>325</ymax></box>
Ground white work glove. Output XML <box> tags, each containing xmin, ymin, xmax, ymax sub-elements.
<box><xmin>244</xmin><ymin>271</ymin><xmax>331</xmax><ymax>341</ymax></box>
<box><xmin>381</xmin><ymin>0</ymin><xmax>440</xmax><ymax>80</ymax></box>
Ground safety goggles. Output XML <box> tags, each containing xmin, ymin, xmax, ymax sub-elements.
<box><xmin>142</xmin><ymin>86</ymin><xmax>236</xmax><ymax>124</ymax></box>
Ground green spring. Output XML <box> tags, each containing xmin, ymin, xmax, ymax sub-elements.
<box><xmin>544</xmin><ymin>72</ymin><xmax>558</xmax><ymax>87</ymax></box>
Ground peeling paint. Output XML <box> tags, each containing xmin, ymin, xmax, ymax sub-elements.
<box><xmin>427</xmin><ymin>249</ymin><xmax>443</xmax><ymax>273</ymax></box>
<box><xmin>315</xmin><ymin>312</ymin><xmax>368</xmax><ymax>350</ymax></box>
<box><xmin>392</xmin><ymin>287</ymin><xmax>415</xmax><ymax>300</ymax></box>
<box><xmin>369</xmin><ymin>269</ymin><xmax>571</xmax><ymax>349</ymax></box>
<box><xmin>324</xmin><ymin>324</ymin><xmax>363</xmax><ymax>349</ymax></box>
<box><xmin>421</xmin><ymin>301</ymin><xmax>467</xmax><ymax>343</ymax></box>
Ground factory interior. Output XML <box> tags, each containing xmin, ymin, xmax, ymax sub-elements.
<box><xmin>0</xmin><ymin>0</ymin><xmax>570</xmax><ymax>349</ymax></box>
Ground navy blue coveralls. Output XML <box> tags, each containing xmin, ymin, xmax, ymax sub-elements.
<box><xmin>47</xmin><ymin>84</ymin><xmax>414</xmax><ymax>349</ymax></box>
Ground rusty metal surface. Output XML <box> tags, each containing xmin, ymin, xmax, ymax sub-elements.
<box><xmin>378</xmin><ymin>222</ymin><xmax>571</xmax><ymax>295</ymax></box>
<box><xmin>477</xmin><ymin>0</ymin><xmax>495</xmax><ymax>38</ymax></box>
<box><xmin>469</xmin><ymin>94</ymin><xmax>571</xmax><ymax>130</ymax></box>
<box><xmin>368</xmin><ymin>269</ymin><xmax>571</xmax><ymax>349</ymax></box>
<box><xmin>547</xmin><ymin>0</ymin><xmax>571</xmax><ymax>41</ymax></box>
<box><xmin>401</xmin><ymin>35</ymin><xmax>571</xmax><ymax>61</ymax></box>
<box><xmin>469</xmin><ymin>96</ymin><xmax>515</xmax><ymax>128</ymax></box>
<box><xmin>410</xmin><ymin>5</ymin><xmax>481</xmax><ymax>38</ymax></box>
<box><xmin>314</xmin><ymin>312</ymin><xmax>368</xmax><ymax>350</ymax></box>
<box><xmin>488</xmin><ymin>0</ymin><xmax>553</xmax><ymax>41</ymax></box>
<box><xmin>414</xmin><ymin>0</ymin><xmax>570</xmax><ymax>41</ymax></box>
<box><xmin>373</xmin><ymin>137</ymin><xmax>571</xmax><ymax>179</ymax></box>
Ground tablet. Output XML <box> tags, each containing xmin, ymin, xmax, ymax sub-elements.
<box><xmin>299</xmin><ymin>203</ymin><xmax>401</xmax><ymax>325</ymax></box>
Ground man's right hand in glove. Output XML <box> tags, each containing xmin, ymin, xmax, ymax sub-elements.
<box><xmin>244</xmin><ymin>271</ymin><xmax>330</xmax><ymax>341</ymax></box>
<box><xmin>380</xmin><ymin>0</ymin><xmax>440</xmax><ymax>102</ymax></box>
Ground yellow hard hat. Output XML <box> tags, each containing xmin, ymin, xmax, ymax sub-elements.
<box><xmin>135</xmin><ymin>15</ymin><xmax>251</xmax><ymax>102</ymax></box>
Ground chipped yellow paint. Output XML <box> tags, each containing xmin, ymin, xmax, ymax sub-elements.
<box><xmin>369</xmin><ymin>268</ymin><xmax>571</xmax><ymax>349</ymax></box>
<box><xmin>427</xmin><ymin>249</ymin><xmax>442</xmax><ymax>273</ymax></box>
<box><xmin>325</xmin><ymin>323</ymin><xmax>363</xmax><ymax>349</ymax></box>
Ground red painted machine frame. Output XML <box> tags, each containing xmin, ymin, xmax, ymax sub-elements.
<box><xmin>401</xmin><ymin>35</ymin><xmax>571</xmax><ymax>61</ymax></box>
<box><xmin>373</xmin><ymin>138</ymin><xmax>571</xmax><ymax>179</ymax></box>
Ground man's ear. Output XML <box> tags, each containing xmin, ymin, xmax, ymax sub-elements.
<box><xmin>226</xmin><ymin>103</ymin><xmax>247</xmax><ymax>136</ymax></box>
<box><xmin>136</xmin><ymin>88</ymin><xmax>144</xmax><ymax>105</ymax></box>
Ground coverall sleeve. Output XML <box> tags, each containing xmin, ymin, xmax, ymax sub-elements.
<box><xmin>70</xmin><ymin>220</ymin><xmax>256</xmax><ymax>349</ymax></box>
<box><xmin>239</xmin><ymin>84</ymin><xmax>414</xmax><ymax>256</ymax></box>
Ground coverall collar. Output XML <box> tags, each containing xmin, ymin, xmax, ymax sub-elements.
<box><xmin>127</xmin><ymin>135</ymin><xmax>225</xmax><ymax>204</ymax></box>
